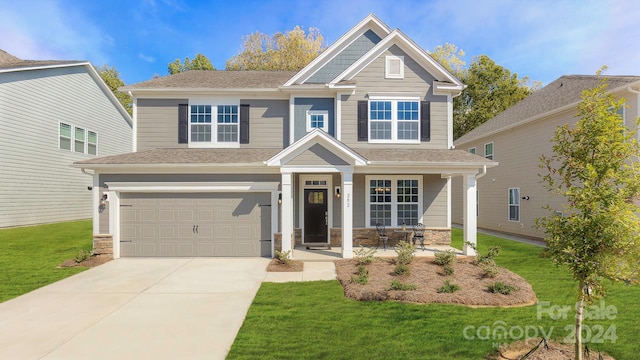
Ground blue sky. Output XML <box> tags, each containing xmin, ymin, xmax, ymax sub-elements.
<box><xmin>1</xmin><ymin>0</ymin><xmax>638</xmax><ymax>86</ymax></box>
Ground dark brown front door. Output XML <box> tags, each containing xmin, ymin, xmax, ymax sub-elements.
<box><xmin>304</xmin><ymin>189</ymin><xmax>328</xmax><ymax>243</ymax></box>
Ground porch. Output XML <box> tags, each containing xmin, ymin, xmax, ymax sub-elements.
<box><xmin>292</xmin><ymin>244</ymin><xmax>465</xmax><ymax>261</ymax></box>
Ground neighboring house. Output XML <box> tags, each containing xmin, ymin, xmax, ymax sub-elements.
<box><xmin>452</xmin><ymin>75</ymin><xmax>640</xmax><ymax>239</ymax></box>
<box><xmin>0</xmin><ymin>50</ymin><xmax>133</xmax><ymax>228</ymax></box>
<box><xmin>75</xmin><ymin>14</ymin><xmax>496</xmax><ymax>259</ymax></box>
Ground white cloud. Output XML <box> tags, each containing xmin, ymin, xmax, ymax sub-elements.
<box><xmin>138</xmin><ymin>53</ymin><xmax>156</xmax><ymax>63</ymax></box>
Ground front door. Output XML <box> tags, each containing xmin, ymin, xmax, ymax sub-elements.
<box><xmin>304</xmin><ymin>189</ymin><xmax>328</xmax><ymax>243</ymax></box>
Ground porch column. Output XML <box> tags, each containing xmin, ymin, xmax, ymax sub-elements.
<box><xmin>462</xmin><ymin>174</ymin><xmax>477</xmax><ymax>256</ymax></box>
<box><xmin>281</xmin><ymin>171</ymin><xmax>294</xmax><ymax>257</ymax></box>
<box><xmin>341</xmin><ymin>170</ymin><xmax>354</xmax><ymax>258</ymax></box>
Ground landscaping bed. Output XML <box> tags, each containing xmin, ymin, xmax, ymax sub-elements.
<box><xmin>335</xmin><ymin>256</ymin><xmax>536</xmax><ymax>306</ymax></box>
<box><xmin>266</xmin><ymin>258</ymin><xmax>303</xmax><ymax>272</ymax></box>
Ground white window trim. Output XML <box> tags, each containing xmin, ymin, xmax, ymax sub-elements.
<box><xmin>59</xmin><ymin>121</ymin><xmax>97</xmax><ymax>156</ymax></box>
<box><xmin>74</xmin><ymin>126</ymin><xmax>86</xmax><ymax>154</ymax></box>
<box><xmin>469</xmin><ymin>147</ymin><xmax>476</xmax><ymax>154</ymax></box>
<box><xmin>188</xmin><ymin>99</ymin><xmax>241</xmax><ymax>148</ymax></box>
<box><xmin>385</xmin><ymin>55</ymin><xmax>404</xmax><ymax>79</ymax></box>
<box><xmin>88</xmin><ymin>130</ymin><xmax>98</xmax><ymax>156</ymax></box>
<box><xmin>365</xmin><ymin>175</ymin><xmax>423</xmax><ymax>228</ymax></box>
<box><xmin>306</xmin><ymin>110</ymin><xmax>329</xmax><ymax>133</ymax></box>
<box><xmin>367</xmin><ymin>96</ymin><xmax>420</xmax><ymax>144</ymax></box>
<box><xmin>484</xmin><ymin>142</ymin><xmax>494</xmax><ymax>160</ymax></box>
<box><xmin>508</xmin><ymin>187</ymin><xmax>520</xmax><ymax>222</ymax></box>
<box><xmin>59</xmin><ymin>122</ymin><xmax>72</xmax><ymax>151</ymax></box>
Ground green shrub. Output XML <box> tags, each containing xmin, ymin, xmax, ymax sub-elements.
<box><xmin>437</xmin><ymin>280</ymin><xmax>461</xmax><ymax>293</ymax></box>
<box><xmin>395</xmin><ymin>241</ymin><xmax>416</xmax><ymax>265</ymax></box>
<box><xmin>480</xmin><ymin>260</ymin><xmax>499</xmax><ymax>278</ymax></box>
<box><xmin>487</xmin><ymin>282</ymin><xmax>519</xmax><ymax>295</ymax></box>
<box><xmin>354</xmin><ymin>246</ymin><xmax>376</xmax><ymax>266</ymax></box>
<box><xmin>434</xmin><ymin>249</ymin><xmax>457</xmax><ymax>266</ymax></box>
<box><xmin>443</xmin><ymin>264</ymin><xmax>455</xmax><ymax>276</ymax></box>
<box><xmin>394</xmin><ymin>263</ymin><xmax>409</xmax><ymax>276</ymax></box>
<box><xmin>274</xmin><ymin>250</ymin><xmax>291</xmax><ymax>266</ymax></box>
<box><xmin>74</xmin><ymin>249</ymin><xmax>91</xmax><ymax>263</ymax></box>
<box><xmin>388</xmin><ymin>279</ymin><xmax>417</xmax><ymax>291</ymax></box>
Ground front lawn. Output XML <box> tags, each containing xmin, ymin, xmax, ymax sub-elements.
<box><xmin>228</xmin><ymin>229</ymin><xmax>640</xmax><ymax>359</ymax></box>
<box><xmin>0</xmin><ymin>220</ymin><xmax>93</xmax><ymax>302</ymax></box>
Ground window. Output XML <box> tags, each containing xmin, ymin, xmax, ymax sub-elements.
<box><xmin>190</xmin><ymin>103</ymin><xmax>239</xmax><ymax>145</ymax></box>
<box><xmin>385</xmin><ymin>55</ymin><xmax>404</xmax><ymax>79</ymax></box>
<box><xmin>306</xmin><ymin>110</ymin><xmax>329</xmax><ymax>132</ymax></box>
<box><xmin>484</xmin><ymin>142</ymin><xmax>494</xmax><ymax>160</ymax></box>
<box><xmin>469</xmin><ymin>147</ymin><xmax>476</xmax><ymax>155</ymax></box>
<box><xmin>508</xmin><ymin>188</ymin><xmax>520</xmax><ymax>221</ymax></box>
<box><xmin>59</xmin><ymin>123</ymin><xmax>72</xmax><ymax>150</ymax></box>
<box><xmin>74</xmin><ymin>127</ymin><xmax>86</xmax><ymax>153</ymax></box>
<box><xmin>88</xmin><ymin>131</ymin><xmax>97</xmax><ymax>155</ymax></box>
<box><xmin>367</xmin><ymin>176</ymin><xmax>421</xmax><ymax>227</ymax></box>
<box><xmin>369</xmin><ymin>99</ymin><xmax>419</xmax><ymax>142</ymax></box>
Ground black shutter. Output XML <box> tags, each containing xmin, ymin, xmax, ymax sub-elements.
<box><xmin>239</xmin><ymin>104</ymin><xmax>250</xmax><ymax>144</ymax></box>
<box><xmin>420</xmin><ymin>101</ymin><xmax>430</xmax><ymax>142</ymax></box>
<box><xmin>178</xmin><ymin>104</ymin><xmax>188</xmax><ymax>144</ymax></box>
<box><xmin>357</xmin><ymin>100</ymin><xmax>368</xmax><ymax>141</ymax></box>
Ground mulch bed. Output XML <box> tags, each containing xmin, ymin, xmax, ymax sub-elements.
<box><xmin>266</xmin><ymin>259</ymin><xmax>304</xmax><ymax>272</ymax></box>
<box><xmin>488</xmin><ymin>339</ymin><xmax>615</xmax><ymax>359</ymax></box>
<box><xmin>335</xmin><ymin>257</ymin><xmax>536</xmax><ymax>307</ymax></box>
<box><xmin>58</xmin><ymin>255</ymin><xmax>112</xmax><ymax>268</ymax></box>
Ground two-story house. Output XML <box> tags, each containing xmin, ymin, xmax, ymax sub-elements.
<box><xmin>452</xmin><ymin>75</ymin><xmax>640</xmax><ymax>239</ymax></box>
<box><xmin>0</xmin><ymin>50</ymin><xmax>132</xmax><ymax>228</ymax></box>
<box><xmin>76</xmin><ymin>14</ymin><xmax>496</xmax><ymax>259</ymax></box>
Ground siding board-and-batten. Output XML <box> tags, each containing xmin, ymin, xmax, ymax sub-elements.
<box><xmin>0</xmin><ymin>66</ymin><xmax>132</xmax><ymax>228</ymax></box>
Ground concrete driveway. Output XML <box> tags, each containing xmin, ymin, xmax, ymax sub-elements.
<box><xmin>0</xmin><ymin>258</ymin><xmax>269</xmax><ymax>360</ymax></box>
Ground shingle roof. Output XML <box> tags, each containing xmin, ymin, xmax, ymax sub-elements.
<box><xmin>0</xmin><ymin>49</ymin><xmax>85</xmax><ymax>70</ymax></box>
<box><xmin>75</xmin><ymin>147</ymin><xmax>494</xmax><ymax>167</ymax></box>
<box><xmin>455</xmin><ymin>75</ymin><xmax>640</xmax><ymax>145</ymax></box>
<box><xmin>121</xmin><ymin>70</ymin><xmax>298</xmax><ymax>90</ymax></box>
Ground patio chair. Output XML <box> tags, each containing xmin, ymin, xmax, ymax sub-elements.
<box><xmin>412</xmin><ymin>223</ymin><xmax>426</xmax><ymax>250</ymax></box>
<box><xmin>376</xmin><ymin>223</ymin><xmax>389</xmax><ymax>250</ymax></box>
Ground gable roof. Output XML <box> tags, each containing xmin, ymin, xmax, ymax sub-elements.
<box><xmin>122</xmin><ymin>70</ymin><xmax>297</xmax><ymax>91</ymax></box>
<box><xmin>455</xmin><ymin>75</ymin><xmax>640</xmax><ymax>145</ymax></box>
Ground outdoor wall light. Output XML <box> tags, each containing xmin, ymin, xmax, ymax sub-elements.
<box><xmin>521</xmin><ymin>196</ymin><xmax>530</xmax><ymax>201</ymax></box>
<box><xmin>100</xmin><ymin>193</ymin><xmax>108</xmax><ymax>206</ymax></box>
<box><xmin>335</xmin><ymin>186</ymin><xmax>341</xmax><ymax>198</ymax></box>
<box><xmin>278</xmin><ymin>193</ymin><xmax>282</xmax><ymax>205</ymax></box>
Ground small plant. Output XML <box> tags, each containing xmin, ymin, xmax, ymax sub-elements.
<box><xmin>394</xmin><ymin>263</ymin><xmax>409</xmax><ymax>276</ymax></box>
<box><xmin>481</xmin><ymin>261</ymin><xmax>499</xmax><ymax>278</ymax></box>
<box><xmin>487</xmin><ymin>282</ymin><xmax>519</xmax><ymax>295</ymax></box>
<box><xmin>443</xmin><ymin>264</ymin><xmax>455</xmax><ymax>276</ymax></box>
<box><xmin>354</xmin><ymin>246</ymin><xmax>376</xmax><ymax>266</ymax></box>
<box><xmin>274</xmin><ymin>250</ymin><xmax>291</xmax><ymax>266</ymax></box>
<box><xmin>466</xmin><ymin>242</ymin><xmax>502</xmax><ymax>277</ymax></box>
<box><xmin>434</xmin><ymin>249</ymin><xmax>457</xmax><ymax>266</ymax></box>
<box><xmin>351</xmin><ymin>265</ymin><xmax>369</xmax><ymax>285</ymax></box>
<box><xmin>388</xmin><ymin>279</ymin><xmax>417</xmax><ymax>291</ymax></box>
<box><xmin>74</xmin><ymin>249</ymin><xmax>91</xmax><ymax>263</ymax></box>
<box><xmin>438</xmin><ymin>280</ymin><xmax>461</xmax><ymax>293</ymax></box>
<box><xmin>395</xmin><ymin>240</ymin><xmax>416</xmax><ymax>265</ymax></box>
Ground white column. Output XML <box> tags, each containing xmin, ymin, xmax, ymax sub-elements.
<box><xmin>92</xmin><ymin>172</ymin><xmax>100</xmax><ymax>235</ymax></box>
<box><xmin>270</xmin><ymin>190</ymin><xmax>279</xmax><ymax>258</ymax></box>
<box><xmin>281</xmin><ymin>171</ymin><xmax>294</xmax><ymax>257</ymax></box>
<box><xmin>341</xmin><ymin>170</ymin><xmax>354</xmax><ymax>258</ymax></box>
<box><xmin>462</xmin><ymin>174</ymin><xmax>477</xmax><ymax>256</ymax></box>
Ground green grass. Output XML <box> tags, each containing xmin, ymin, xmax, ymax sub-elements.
<box><xmin>228</xmin><ymin>228</ymin><xmax>640</xmax><ymax>359</ymax></box>
<box><xmin>0</xmin><ymin>220</ymin><xmax>93</xmax><ymax>302</ymax></box>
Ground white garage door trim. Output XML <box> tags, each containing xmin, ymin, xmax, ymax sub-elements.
<box><xmin>106</xmin><ymin>182</ymin><xmax>280</xmax><ymax>259</ymax></box>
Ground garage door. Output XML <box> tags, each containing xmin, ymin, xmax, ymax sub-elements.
<box><xmin>119</xmin><ymin>192</ymin><xmax>271</xmax><ymax>257</ymax></box>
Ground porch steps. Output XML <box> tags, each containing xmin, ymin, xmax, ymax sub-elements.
<box><xmin>304</xmin><ymin>243</ymin><xmax>332</xmax><ymax>250</ymax></box>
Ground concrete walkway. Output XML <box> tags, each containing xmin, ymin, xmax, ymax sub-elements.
<box><xmin>0</xmin><ymin>258</ymin><xmax>271</xmax><ymax>360</ymax></box>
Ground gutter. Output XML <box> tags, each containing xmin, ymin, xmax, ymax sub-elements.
<box><xmin>476</xmin><ymin>165</ymin><xmax>487</xmax><ymax>179</ymax></box>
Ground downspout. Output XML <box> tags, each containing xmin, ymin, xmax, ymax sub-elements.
<box><xmin>476</xmin><ymin>165</ymin><xmax>487</xmax><ymax>179</ymax></box>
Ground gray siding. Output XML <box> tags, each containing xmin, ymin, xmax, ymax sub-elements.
<box><xmin>0</xmin><ymin>66</ymin><xmax>132</xmax><ymax>228</ymax></box>
<box><xmin>293</xmin><ymin>98</ymin><xmax>335</xmax><ymax>141</ymax></box>
<box><xmin>287</xmin><ymin>144</ymin><xmax>349</xmax><ymax>166</ymax></box>
<box><xmin>306</xmin><ymin>30</ymin><xmax>381</xmax><ymax>84</ymax></box>
<box><xmin>136</xmin><ymin>98</ymin><xmax>187</xmax><ymax>151</ymax></box>
<box><xmin>341</xmin><ymin>45</ymin><xmax>448</xmax><ymax>149</ymax></box>
<box><xmin>240</xmin><ymin>99</ymin><xmax>288</xmax><ymax>149</ymax></box>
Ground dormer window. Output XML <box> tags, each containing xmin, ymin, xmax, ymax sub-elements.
<box><xmin>189</xmin><ymin>102</ymin><xmax>239</xmax><ymax>147</ymax></box>
<box><xmin>385</xmin><ymin>56</ymin><xmax>404</xmax><ymax>79</ymax></box>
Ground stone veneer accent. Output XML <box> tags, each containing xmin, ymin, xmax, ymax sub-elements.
<box><xmin>93</xmin><ymin>234</ymin><xmax>113</xmax><ymax>257</ymax></box>
<box><xmin>274</xmin><ymin>228</ymin><xmax>451</xmax><ymax>249</ymax></box>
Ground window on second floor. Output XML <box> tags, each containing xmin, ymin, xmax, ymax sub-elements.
<box><xmin>306</xmin><ymin>110</ymin><xmax>329</xmax><ymax>132</ymax></box>
<box><xmin>369</xmin><ymin>99</ymin><xmax>420</xmax><ymax>143</ymax></box>
<box><xmin>484</xmin><ymin>142</ymin><xmax>494</xmax><ymax>160</ymax></box>
<box><xmin>469</xmin><ymin>147</ymin><xmax>476</xmax><ymax>155</ymax></box>
<box><xmin>59</xmin><ymin>122</ymin><xmax>97</xmax><ymax>155</ymax></box>
<box><xmin>190</xmin><ymin>104</ymin><xmax>239</xmax><ymax>145</ymax></box>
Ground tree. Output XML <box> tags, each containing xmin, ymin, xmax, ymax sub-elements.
<box><xmin>225</xmin><ymin>26</ymin><xmax>325</xmax><ymax>71</ymax></box>
<box><xmin>168</xmin><ymin>53</ymin><xmax>214</xmax><ymax>74</ymax></box>
<box><xmin>537</xmin><ymin>73</ymin><xmax>640</xmax><ymax>360</ymax></box>
<box><xmin>429</xmin><ymin>43</ymin><xmax>466</xmax><ymax>75</ymax></box>
<box><xmin>95</xmin><ymin>65</ymin><xmax>132</xmax><ymax>115</ymax></box>
<box><xmin>453</xmin><ymin>55</ymin><xmax>535</xmax><ymax>139</ymax></box>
